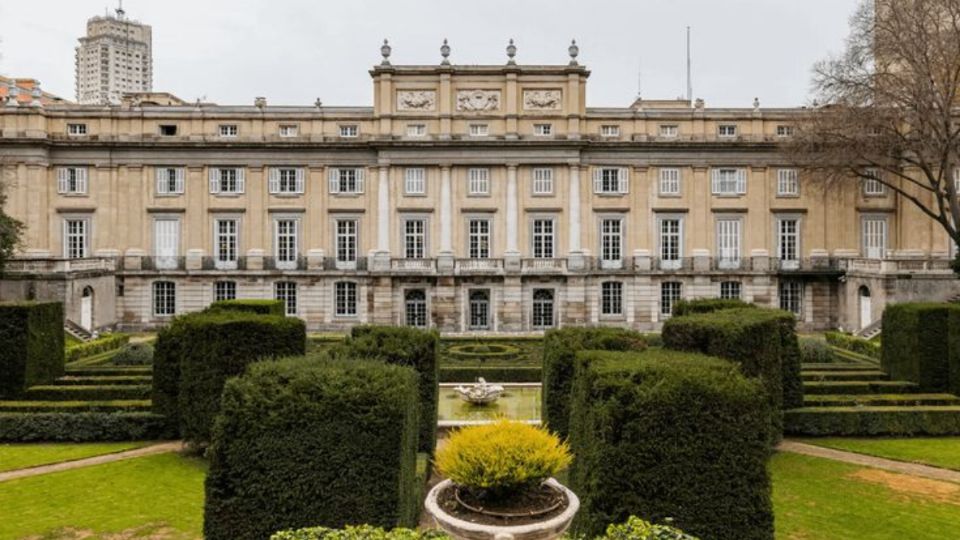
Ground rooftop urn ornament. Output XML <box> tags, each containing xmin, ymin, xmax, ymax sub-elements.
<box><xmin>454</xmin><ymin>377</ymin><xmax>505</xmax><ymax>405</ymax></box>
<box><xmin>753</xmin><ymin>97</ymin><xmax>760</xmax><ymax>111</ymax></box>
<box><xmin>441</xmin><ymin>38</ymin><xmax>451</xmax><ymax>65</ymax></box>
<box><xmin>568</xmin><ymin>39</ymin><xmax>579</xmax><ymax>66</ymax></box>
<box><xmin>6</xmin><ymin>81</ymin><xmax>19</xmax><ymax>107</ymax></box>
<box><xmin>314</xmin><ymin>97</ymin><xmax>323</xmax><ymax>109</ymax></box>
<box><xmin>506</xmin><ymin>38</ymin><xmax>517</xmax><ymax>65</ymax></box>
<box><xmin>380</xmin><ymin>39</ymin><xmax>392</xmax><ymax>66</ymax></box>
<box><xmin>30</xmin><ymin>84</ymin><xmax>42</xmax><ymax>107</ymax></box>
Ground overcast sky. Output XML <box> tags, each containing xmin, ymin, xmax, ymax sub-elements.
<box><xmin>0</xmin><ymin>0</ymin><xmax>861</xmax><ymax>108</ymax></box>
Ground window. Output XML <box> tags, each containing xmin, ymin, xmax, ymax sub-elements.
<box><xmin>659</xmin><ymin>217</ymin><xmax>683</xmax><ymax>269</ymax></box>
<box><xmin>334</xmin><ymin>282</ymin><xmax>358</xmax><ymax>317</ymax></box>
<box><xmin>63</xmin><ymin>219</ymin><xmax>88</xmax><ymax>259</ymax></box>
<box><xmin>532</xmin><ymin>289</ymin><xmax>555</xmax><ymax>329</ymax></box>
<box><xmin>153</xmin><ymin>218</ymin><xmax>180</xmax><ymax>270</ymax></box>
<box><xmin>209</xmin><ymin>167</ymin><xmax>245</xmax><ymax>194</ymax></box>
<box><xmin>218</xmin><ymin>124</ymin><xmax>238</xmax><ymax>137</ymax></box>
<box><xmin>659</xmin><ymin>168</ymin><xmax>681</xmax><ymax>196</ymax></box>
<box><xmin>468</xmin><ymin>168</ymin><xmax>490</xmax><ymax>195</ymax></box>
<box><xmin>593</xmin><ymin>167</ymin><xmax>628</xmax><ymax>194</ymax></box>
<box><xmin>716</xmin><ymin>218</ymin><xmax>742</xmax><ymax>269</ymax></box>
<box><xmin>405</xmin><ymin>289</ymin><xmax>428</xmax><ymax>327</ymax></box>
<box><xmin>777</xmin><ymin>217</ymin><xmax>800</xmax><ymax>268</ymax></box>
<box><xmin>863</xmin><ymin>169</ymin><xmax>886</xmax><ymax>196</ymax></box>
<box><xmin>274</xmin><ymin>219</ymin><xmax>299</xmax><ymax>268</ymax></box>
<box><xmin>720</xmin><ymin>281</ymin><xmax>742</xmax><ymax>300</ymax></box>
<box><xmin>468</xmin><ymin>219</ymin><xmax>491</xmax><ymax>259</ymax></box>
<box><xmin>214</xmin><ymin>218</ymin><xmax>239</xmax><ymax>268</ymax></box>
<box><xmin>534</xmin><ymin>123</ymin><xmax>552</xmax><ymax>136</ymax></box>
<box><xmin>57</xmin><ymin>167</ymin><xmax>88</xmax><ymax>195</ymax></box>
<box><xmin>339</xmin><ymin>124</ymin><xmax>359</xmax><ymax>138</ymax></box>
<box><xmin>712</xmin><ymin>168</ymin><xmax>747</xmax><ymax>195</ymax></box>
<box><xmin>531</xmin><ymin>168</ymin><xmax>554</xmax><ymax>195</ymax></box>
<box><xmin>661</xmin><ymin>282</ymin><xmax>682</xmax><ymax>316</ymax></box>
<box><xmin>156</xmin><ymin>167</ymin><xmax>184</xmax><ymax>195</ymax></box>
<box><xmin>954</xmin><ymin>169</ymin><xmax>960</xmax><ymax>194</ymax></box>
<box><xmin>600</xmin><ymin>218</ymin><xmax>622</xmax><ymax>262</ymax></box>
<box><xmin>776</xmin><ymin>125</ymin><xmax>794</xmax><ymax>137</ymax></box>
<box><xmin>406</xmin><ymin>123</ymin><xmax>427</xmax><ymax>137</ymax></box>
<box><xmin>336</xmin><ymin>219</ymin><xmax>358</xmax><ymax>263</ymax></box>
<box><xmin>659</xmin><ymin>124</ymin><xmax>679</xmax><ymax>138</ymax></box>
<box><xmin>405</xmin><ymin>168</ymin><xmax>426</xmax><ymax>195</ymax></box>
<box><xmin>601</xmin><ymin>282</ymin><xmax>623</xmax><ymax>316</ymax></box>
<box><xmin>468</xmin><ymin>124</ymin><xmax>489</xmax><ymax>137</ymax></box>
<box><xmin>67</xmin><ymin>123</ymin><xmax>88</xmax><ymax>136</ymax></box>
<box><xmin>601</xmin><ymin>125</ymin><xmax>621</xmax><ymax>137</ymax></box>
<box><xmin>862</xmin><ymin>216</ymin><xmax>888</xmax><ymax>259</ymax></box>
<box><xmin>274</xmin><ymin>281</ymin><xmax>298</xmax><ymax>316</ymax></box>
<box><xmin>269</xmin><ymin>167</ymin><xmax>305</xmax><ymax>194</ymax></box>
<box><xmin>532</xmin><ymin>218</ymin><xmax>555</xmax><ymax>258</ymax></box>
<box><xmin>777</xmin><ymin>169</ymin><xmax>799</xmax><ymax>196</ymax></box>
<box><xmin>328</xmin><ymin>168</ymin><xmax>365</xmax><ymax>194</ymax></box>
<box><xmin>779</xmin><ymin>281</ymin><xmax>803</xmax><ymax>316</ymax></box>
<box><xmin>469</xmin><ymin>290</ymin><xmax>491</xmax><ymax>330</ymax></box>
<box><xmin>404</xmin><ymin>218</ymin><xmax>426</xmax><ymax>259</ymax></box>
<box><xmin>718</xmin><ymin>124</ymin><xmax>738</xmax><ymax>138</ymax></box>
<box><xmin>278</xmin><ymin>124</ymin><xmax>299</xmax><ymax>137</ymax></box>
<box><xmin>152</xmin><ymin>281</ymin><xmax>176</xmax><ymax>317</ymax></box>
<box><xmin>159</xmin><ymin>124</ymin><xmax>178</xmax><ymax>136</ymax></box>
<box><xmin>214</xmin><ymin>281</ymin><xmax>236</xmax><ymax>302</ymax></box>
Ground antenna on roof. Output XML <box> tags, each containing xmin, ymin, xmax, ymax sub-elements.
<box><xmin>116</xmin><ymin>0</ymin><xmax>125</xmax><ymax>19</ymax></box>
<box><xmin>686</xmin><ymin>26</ymin><xmax>693</xmax><ymax>102</ymax></box>
<box><xmin>636</xmin><ymin>59</ymin><xmax>642</xmax><ymax>100</ymax></box>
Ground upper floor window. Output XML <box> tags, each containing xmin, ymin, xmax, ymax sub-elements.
<box><xmin>468</xmin><ymin>168</ymin><xmax>490</xmax><ymax>196</ymax></box>
<box><xmin>863</xmin><ymin>169</ymin><xmax>886</xmax><ymax>196</ymax></box>
<box><xmin>269</xmin><ymin>167</ymin><xmax>305</xmax><ymax>195</ymax></box>
<box><xmin>711</xmin><ymin>168</ymin><xmax>747</xmax><ymax>195</ymax></box>
<box><xmin>339</xmin><ymin>124</ymin><xmax>359</xmax><ymax>138</ymax></box>
<box><xmin>659</xmin><ymin>124</ymin><xmax>679</xmax><ymax>138</ymax></box>
<box><xmin>156</xmin><ymin>167</ymin><xmax>185</xmax><ymax>195</ymax></box>
<box><xmin>601</xmin><ymin>125</ymin><xmax>621</xmax><ymax>137</ymax></box>
<box><xmin>403</xmin><ymin>218</ymin><xmax>427</xmax><ymax>259</ymax></box>
<box><xmin>214</xmin><ymin>218</ymin><xmax>239</xmax><ymax>268</ymax></box>
<box><xmin>468</xmin><ymin>123</ymin><xmax>489</xmax><ymax>137</ymax></box>
<box><xmin>532</xmin><ymin>168</ymin><xmax>554</xmax><ymax>195</ymax></box>
<box><xmin>776</xmin><ymin>125</ymin><xmax>794</xmax><ymax>138</ymax></box>
<box><xmin>328</xmin><ymin>168</ymin><xmax>365</xmax><ymax>194</ymax></box>
<box><xmin>67</xmin><ymin>123</ymin><xmax>88</xmax><ymax>136</ymax></box>
<box><xmin>406</xmin><ymin>123</ymin><xmax>427</xmax><ymax>137</ymax></box>
<box><xmin>405</xmin><ymin>168</ymin><xmax>426</xmax><ymax>195</ymax></box>
<box><xmin>659</xmin><ymin>168</ymin><xmax>681</xmax><ymax>196</ymax></box>
<box><xmin>468</xmin><ymin>219</ymin><xmax>492</xmax><ymax>259</ymax></box>
<box><xmin>57</xmin><ymin>167</ymin><xmax>88</xmax><ymax>195</ymax></box>
<box><xmin>718</xmin><ymin>124</ymin><xmax>738</xmax><ymax>138</ymax></box>
<box><xmin>159</xmin><ymin>124</ymin><xmax>178</xmax><ymax>136</ymax></box>
<box><xmin>532</xmin><ymin>218</ymin><xmax>555</xmax><ymax>259</ymax></box>
<box><xmin>218</xmin><ymin>124</ymin><xmax>238</xmax><ymax>137</ymax></box>
<box><xmin>208</xmin><ymin>167</ymin><xmax>245</xmax><ymax>194</ymax></box>
<box><xmin>592</xmin><ymin>167</ymin><xmax>628</xmax><ymax>194</ymax></box>
<box><xmin>278</xmin><ymin>124</ymin><xmax>299</xmax><ymax>137</ymax></box>
<box><xmin>335</xmin><ymin>219</ymin><xmax>359</xmax><ymax>263</ymax></box>
<box><xmin>777</xmin><ymin>169</ymin><xmax>799</xmax><ymax>196</ymax></box>
<box><xmin>274</xmin><ymin>219</ymin><xmax>300</xmax><ymax>268</ymax></box>
<box><xmin>63</xmin><ymin>218</ymin><xmax>88</xmax><ymax>259</ymax></box>
<box><xmin>534</xmin><ymin>123</ymin><xmax>553</xmax><ymax>136</ymax></box>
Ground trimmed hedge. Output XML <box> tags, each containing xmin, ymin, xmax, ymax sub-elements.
<box><xmin>332</xmin><ymin>325</ymin><xmax>439</xmax><ymax>455</ymax></box>
<box><xmin>785</xmin><ymin>406</ymin><xmax>960</xmax><ymax>436</ymax></box>
<box><xmin>204</xmin><ymin>358</ymin><xmax>421</xmax><ymax>540</ymax></box>
<box><xmin>825</xmin><ymin>331</ymin><xmax>880</xmax><ymax>360</ymax></box>
<box><xmin>0</xmin><ymin>302</ymin><xmax>64</xmax><ymax>398</ymax></box>
<box><xmin>541</xmin><ymin>327</ymin><xmax>647</xmax><ymax>439</ymax></box>
<box><xmin>207</xmin><ymin>299</ymin><xmax>286</xmax><ymax>316</ymax></box>
<box><xmin>65</xmin><ymin>334</ymin><xmax>130</xmax><ymax>363</ymax></box>
<box><xmin>569</xmin><ymin>350</ymin><xmax>772</xmax><ymax>540</ymax></box>
<box><xmin>671</xmin><ymin>298</ymin><xmax>755</xmax><ymax>317</ymax></box>
<box><xmin>0</xmin><ymin>412</ymin><xmax>173</xmax><ymax>441</ymax></box>
<box><xmin>882</xmin><ymin>303</ymin><xmax>960</xmax><ymax>395</ymax></box>
<box><xmin>439</xmin><ymin>366</ymin><xmax>541</xmax><ymax>383</ymax></box>
<box><xmin>154</xmin><ymin>310</ymin><xmax>306</xmax><ymax>444</ymax></box>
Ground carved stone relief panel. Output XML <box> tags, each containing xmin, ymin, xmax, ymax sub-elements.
<box><xmin>523</xmin><ymin>89</ymin><xmax>563</xmax><ymax>111</ymax></box>
<box><xmin>456</xmin><ymin>90</ymin><xmax>501</xmax><ymax>112</ymax></box>
<box><xmin>396</xmin><ymin>90</ymin><xmax>437</xmax><ymax>111</ymax></box>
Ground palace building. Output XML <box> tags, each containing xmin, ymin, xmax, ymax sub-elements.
<box><xmin>1</xmin><ymin>41</ymin><xmax>958</xmax><ymax>334</ymax></box>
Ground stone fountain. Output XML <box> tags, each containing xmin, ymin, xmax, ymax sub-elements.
<box><xmin>454</xmin><ymin>378</ymin><xmax>505</xmax><ymax>405</ymax></box>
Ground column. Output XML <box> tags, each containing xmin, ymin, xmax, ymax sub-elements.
<box><xmin>438</xmin><ymin>165</ymin><xmax>454</xmax><ymax>272</ymax></box>
<box><xmin>505</xmin><ymin>164</ymin><xmax>520</xmax><ymax>271</ymax></box>
<box><xmin>568</xmin><ymin>164</ymin><xmax>585</xmax><ymax>270</ymax></box>
<box><xmin>372</xmin><ymin>164</ymin><xmax>391</xmax><ymax>271</ymax></box>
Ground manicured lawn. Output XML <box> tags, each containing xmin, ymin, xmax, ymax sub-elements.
<box><xmin>771</xmin><ymin>452</ymin><xmax>960</xmax><ymax>539</ymax></box>
<box><xmin>798</xmin><ymin>437</ymin><xmax>960</xmax><ymax>471</ymax></box>
<box><xmin>0</xmin><ymin>442</ymin><xmax>149</xmax><ymax>472</ymax></box>
<box><xmin>0</xmin><ymin>452</ymin><xmax>206</xmax><ymax>539</ymax></box>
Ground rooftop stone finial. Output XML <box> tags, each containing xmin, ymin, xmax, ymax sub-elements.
<box><xmin>506</xmin><ymin>39</ymin><xmax>517</xmax><ymax>65</ymax></box>
<box><xmin>440</xmin><ymin>38</ymin><xmax>451</xmax><ymax>65</ymax></box>
<box><xmin>314</xmin><ymin>97</ymin><xmax>323</xmax><ymax>109</ymax></box>
<box><xmin>30</xmin><ymin>84</ymin><xmax>42</xmax><ymax>107</ymax></box>
<box><xmin>568</xmin><ymin>39</ymin><xmax>579</xmax><ymax>66</ymax></box>
<box><xmin>753</xmin><ymin>97</ymin><xmax>760</xmax><ymax>110</ymax></box>
<box><xmin>6</xmin><ymin>81</ymin><xmax>19</xmax><ymax>107</ymax></box>
<box><xmin>380</xmin><ymin>39</ymin><xmax>392</xmax><ymax>66</ymax></box>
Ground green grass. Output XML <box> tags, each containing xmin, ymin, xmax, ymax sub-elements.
<box><xmin>772</xmin><ymin>452</ymin><xmax>960</xmax><ymax>539</ymax></box>
<box><xmin>798</xmin><ymin>437</ymin><xmax>960</xmax><ymax>471</ymax></box>
<box><xmin>0</xmin><ymin>452</ymin><xmax>206</xmax><ymax>539</ymax></box>
<box><xmin>65</xmin><ymin>333</ymin><xmax>81</xmax><ymax>347</ymax></box>
<box><xmin>0</xmin><ymin>441</ymin><xmax>150</xmax><ymax>472</ymax></box>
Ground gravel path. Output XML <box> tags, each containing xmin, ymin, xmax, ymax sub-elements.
<box><xmin>778</xmin><ymin>440</ymin><xmax>960</xmax><ymax>484</ymax></box>
<box><xmin>0</xmin><ymin>441</ymin><xmax>183</xmax><ymax>483</ymax></box>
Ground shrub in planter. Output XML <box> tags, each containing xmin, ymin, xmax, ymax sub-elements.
<box><xmin>0</xmin><ymin>302</ymin><xmax>64</xmax><ymax>398</ymax></box>
<box><xmin>883</xmin><ymin>302</ymin><xmax>960</xmax><ymax>394</ymax></box>
<box><xmin>568</xmin><ymin>349</ymin><xmax>772</xmax><ymax>540</ymax></box>
<box><xmin>207</xmin><ymin>299</ymin><xmax>285</xmax><ymax>316</ymax></box>
<box><xmin>671</xmin><ymin>298</ymin><xmax>754</xmax><ymax>317</ymax></box>
<box><xmin>110</xmin><ymin>342</ymin><xmax>154</xmax><ymax>366</ymax></box>
<box><xmin>204</xmin><ymin>358</ymin><xmax>420</xmax><ymax>540</ymax></box>
<box><xmin>541</xmin><ymin>328</ymin><xmax>647</xmax><ymax>439</ymax></box>
<box><xmin>601</xmin><ymin>516</ymin><xmax>699</xmax><ymax>540</ymax></box>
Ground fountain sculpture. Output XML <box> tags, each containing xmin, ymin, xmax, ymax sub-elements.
<box><xmin>454</xmin><ymin>378</ymin><xmax>505</xmax><ymax>405</ymax></box>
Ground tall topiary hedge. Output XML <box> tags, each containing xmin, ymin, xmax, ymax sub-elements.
<box><xmin>568</xmin><ymin>349</ymin><xmax>773</xmax><ymax>540</ymax></box>
<box><xmin>671</xmin><ymin>298</ymin><xmax>755</xmax><ymax>317</ymax></box>
<box><xmin>0</xmin><ymin>302</ymin><xmax>64</xmax><ymax>398</ymax></box>
<box><xmin>204</xmin><ymin>358</ymin><xmax>420</xmax><ymax>540</ymax></box>
<box><xmin>883</xmin><ymin>302</ymin><xmax>960</xmax><ymax>395</ymax></box>
<box><xmin>153</xmin><ymin>310</ymin><xmax>306</xmax><ymax>444</ymax></box>
<box><xmin>207</xmin><ymin>299</ymin><xmax>285</xmax><ymax>316</ymax></box>
<box><xmin>541</xmin><ymin>327</ymin><xmax>647</xmax><ymax>439</ymax></box>
<box><xmin>331</xmin><ymin>325</ymin><xmax>439</xmax><ymax>455</ymax></box>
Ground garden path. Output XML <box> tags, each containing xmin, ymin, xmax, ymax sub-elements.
<box><xmin>0</xmin><ymin>441</ymin><xmax>183</xmax><ymax>482</ymax></box>
<box><xmin>778</xmin><ymin>440</ymin><xmax>960</xmax><ymax>484</ymax></box>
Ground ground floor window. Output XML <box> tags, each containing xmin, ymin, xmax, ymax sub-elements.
<box><xmin>601</xmin><ymin>281</ymin><xmax>623</xmax><ymax>316</ymax></box>
<box><xmin>779</xmin><ymin>280</ymin><xmax>803</xmax><ymax>316</ymax></box>
<box><xmin>405</xmin><ymin>289</ymin><xmax>428</xmax><ymax>328</ymax></box>
<box><xmin>661</xmin><ymin>281</ymin><xmax>682</xmax><ymax>316</ymax></box>
<box><xmin>335</xmin><ymin>281</ymin><xmax>357</xmax><ymax>316</ymax></box>
<box><xmin>275</xmin><ymin>281</ymin><xmax>297</xmax><ymax>316</ymax></box>
<box><xmin>720</xmin><ymin>281</ymin><xmax>742</xmax><ymax>300</ymax></box>
<box><xmin>153</xmin><ymin>281</ymin><xmax>176</xmax><ymax>316</ymax></box>
<box><xmin>469</xmin><ymin>290</ymin><xmax>490</xmax><ymax>330</ymax></box>
<box><xmin>532</xmin><ymin>289</ymin><xmax>555</xmax><ymax>329</ymax></box>
<box><xmin>214</xmin><ymin>280</ymin><xmax>236</xmax><ymax>302</ymax></box>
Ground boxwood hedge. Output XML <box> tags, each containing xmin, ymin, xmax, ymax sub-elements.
<box><xmin>204</xmin><ymin>358</ymin><xmax>420</xmax><ymax>540</ymax></box>
<box><xmin>825</xmin><ymin>331</ymin><xmax>881</xmax><ymax>360</ymax></box>
<box><xmin>568</xmin><ymin>349</ymin><xmax>772</xmax><ymax>540</ymax></box>
<box><xmin>0</xmin><ymin>411</ymin><xmax>173</xmax><ymax>441</ymax></box>
<box><xmin>883</xmin><ymin>303</ymin><xmax>960</xmax><ymax>395</ymax></box>
<box><xmin>0</xmin><ymin>302</ymin><xmax>64</xmax><ymax>398</ymax></box>
<box><xmin>541</xmin><ymin>327</ymin><xmax>647</xmax><ymax>439</ymax></box>
<box><xmin>65</xmin><ymin>333</ymin><xmax>130</xmax><ymax>363</ymax></box>
<box><xmin>671</xmin><ymin>298</ymin><xmax>755</xmax><ymax>317</ymax></box>
<box><xmin>207</xmin><ymin>299</ymin><xmax>286</xmax><ymax>316</ymax></box>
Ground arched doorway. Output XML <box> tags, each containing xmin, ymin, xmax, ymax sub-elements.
<box><xmin>858</xmin><ymin>286</ymin><xmax>872</xmax><ymax>330</ymax></box>
<box><xmin>80</xmin><ymin>286</ymin><xmax>94</xmax><ymax>331</ymax></box>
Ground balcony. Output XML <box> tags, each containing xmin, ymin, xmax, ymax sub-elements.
<box><xmin>391</xmin><ymin>258</ymin><xmax>436</xmax><ymax>273</ymax></box>
<box><xmin>455</xmin><ymin>258</ymin><xmax>504</xmax><ymax>274</ymax></box>
<box><xmin>773</xmin><ymin>257</ymin><xmax>842</xmax><ymax>274</ymax></box>
<box><xmin>651</xmin><ymin>257</ymin><xmax>695</xmax><ymax>272</ymax></box>
<box><xmin>322</xmin><ymin>257</ymin><xmax>368</xmax><ymax>272</ymax></box>
<box><xmin>263</xmin><ymin>256</ymin><xmax>307</xmax><ymax>271</ymax></box>
<box><xmin>521</xmin><ymin>258</ymin><xmax>567</xmax><ymax>273</ymax></box>
<box><xmin>140</xmin><ymin>256</ymin><xmax>186</xmax><ymax>271</ymax></box>
<box><xmin>201</xmin><ymin>256</ymin><xmax>248</xmax><ymax>271</ymax></box>
<box><xmin>4</xmin><ymin>257</ymin><xmax>117</xmax><ymax>274</ymax></box>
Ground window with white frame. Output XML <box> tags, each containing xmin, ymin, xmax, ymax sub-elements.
<box><xmin>469</xmin><ymin>290</ymin><xmax>491</xmax><ymax>330</ymax></box>
<box><xmin>406</xmin><ymin>123</ymin><xmax>427</xmax><ymax>137</ymax></box>
<box><xmin>336</xmin><ymin>219</ymin><xmax>358</xmax><ymax>262</ymax></box>
<box><xmin>534</xmin><ymin>123</ymin><xmax>553</xmax><ymax>136</ymax></box>
<box><xmin>209</xmin><ymin>167</ymin><xmax>245</xmax><ymax>194</ymax></box>
<box><xmin>716</xmin><ymin>218</ymin><xmax>742</xmax><ymax>269</ymax></box>
<box><xmin>532</xmin><ymin>218</ymin><xmax>555</xmax><ymax>259</ymax></box>
<box><xmin>153</xmin><ymin>281</ymin><xmax>176</xmax><ymax>317</ymax></box>
<box><xmin>57</xmin><ymin>167</ymin><xmax>88</xmax><ymax>195</ymax></box>
<box><xmin>718</xmin><ymin>124</ymin><xmax>738</xmax><ymax>138</ymax></box>
<box><xmin>777</xmin><ymin>217</ymin><xmax>800</xmax><ymax>266</ymax></box>
<box><xmin>600</xmin><ymin>218</ymin><xmax>622</xmax><ymax>262</ymax></box>
<box><xmin>776</xmin><ymin>125</ymin><xmax>795</xmax><ymax>137</ymax></box>
<box><xmin>862</xmin><ymin>216</ymin><xmax>888</xmax><ymax>259</ymax></box>
<box><xmin>67</xmin><ymin>123</ymin><xmax>88</xmax><ymax>136</ymax></box>
<box><xmin>659</xmin><ymin>124</ymin><xmax>679</xmax><ymax>138</ymax></box>
<box><xmin>214</xmin><ymin>218</ymin><xmax>239</xmax><ymax>267</ymax></box>
<box><xmin>405</xmin><ymin>289</ymin><xmax>428</xmax><ymax>327</ymax></box>
<box><xmin>156</xmin><ymin>167</ymin><xmax>185</xmax><ymax>195</ymax></box>
<box><xmin>404</xmin><ymin>218</ymin><xmax>426</xmax><ymax>259</ymax></box>
<box><xmin>339</xmin><ymin>124</ymin><xmax>359</xmax><ymax>138</ymax></box>
<box><xmin>214</xmin><ymin>280</ymin><xmax>236</xmax><ymax>302</ymax></box>
<box><xmin>63</xmin><ymin>219</ymin><xmax>88</xmax><ymax>259</ymax></box>
<box><xmin>593</xmin><ymin>167</ymin><xmax>628</xmax><ymax>194</ymax></box>
<box><xmin>404</xmin><ymin>168</ymin><xmax>426</xmax><ymax>195</ymax></box>
<box><xmin>468</xmin><ymin>123</ymin><xmax>489</xmax><ymax>137</ymax></box>
<box><xmin>468</xmin><ymin>219</ymin><xmax>491</xmax><ymax>259</ymax></box>
<box><xmin>468</xmin><ymin>168</ymin><xmax>490</xmax><ymax>195</ymax></box>
<box><xmin>601</xmin><ymin>281</ymin><xmax>623</xmax><ymax>316</ymax></box>
<box><xmin>711</xmin><ymin>168</ymin><xmax>747</xmax><ymax>195</ymax></box>
<box><xmin>720</xmin><ymin>281</ymin><xmax>742</xmax><ymax>300</ymax></box>
<box><xmin>274</xmin><ymin>281</ymin><xmax>298</xmax><ymax>316</ymax></box>
<box><xmin>659</xmin><ymin>168</ymin><xmax>681</xmax><ymax>196</ymax></box>
<box><xmin>779</xmin><ymin>281</ymin><xmax>803</xmax><ymax>316</ymax></box>
<box><xmin>274</xmin><ymin>218</ymin><xmax>299</xmax><ymax>268</ymax></box>
<box><xmin>954</xmin><ymin>169</ymin><xmax>960</xmax><ymax>194</ymax></box>
<box><xmin>334</xmin><ymin>281</ymin><xmax>358</xmax><ymax>316</ymax></box>
<box><xmin>328</xmin><ymin>167</ymin><xmax>365</xmax><ymax>194</ymax></box>
<box><xmin>601</xmin><ymin>125</ymin><xmax>621</xmax><ymax>137</ymax></box>
<box><xmin>218</xmin><ymin>124</ymin><xmax>238</xmax><ymax>137</ymax></box>
<box><xmin>661</xmin><ymin>282</ymin><xmax>682</xmax><ymax>316</ymax></box>
<box><xmin>269</xmin><ymin>167</ymin><xmax>305</xmax><ymax>195</ymax></box>
<box><xmin>532</xmin><ymin>289</ymin><xmax>555</xmax><ymax>329</ymax></box>
<box><xmin>777</xmin><ymin>169</ymin><xmax>799</xmax><ymax>196</ymax></box>
<box><xmin>532</xmin><ymin>168</ymin><xmax>554</xmax><ymax>195</ymax></box>
<box><xmin>278</xmin><ymin>124</ymin><xmax>299</xmax><ymax>137</ymax></box>
<box><xmin>863</xmin><ymin>169</ymin><xmax>886</xmax><ymax>195</ymax></box>
<box><xmin>658</xmin><ymin>216</ymin><xmax>683</xmax><ymax>267</ymax></box>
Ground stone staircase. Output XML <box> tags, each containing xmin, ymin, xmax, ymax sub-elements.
<box><xmin>64</xmin><ymin>319</ymin><xmax>93</xmax><ymax>342</ymax></box>
<box><xmin>855</xmin><ymin>320</ymin><xmax>882</xmax><ymax>340</ymax></box>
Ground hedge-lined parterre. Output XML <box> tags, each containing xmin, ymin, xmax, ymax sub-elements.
<box><xmin>65</xmin><ymin>334</ymin><xmax>130</xmax><ymax>363</ymax></box>
<box><xmin>0</xmin><ymin>411</ymin><xmax>173</xmax><ymax>442</ymax></box>
<box><xmin>206</xmin><ymin>298</ymin><xmax>286</xmax><ymax>316</ymax></box>
<box><xmin>671</xmin><ymin>298</ymin><xmax>755</xmax><ymax>317</ymax></box>
<box><xmin>825</xmin><ymin>331</ymin><xmax>881</xmax><ymax>360</ymax></box>
<box><xmin>882</xmin><ymin>302</ymin><xmax>960</xmax><ymax>395</ymax></box>
<box><xmin>0</xmin><ymin>302</ymin><xmax>64</xmax><ymax>398</ymax></box>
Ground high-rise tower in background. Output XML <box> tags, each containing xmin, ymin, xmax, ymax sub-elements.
<box><xmin>74</xmin><ymin>3</ymin><xmax>152</xmax><ymax>104</ymax></box>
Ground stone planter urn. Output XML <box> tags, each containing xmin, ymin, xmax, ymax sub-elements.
<box><xmin>425</xmin><ymin>478</ymin><xmax>579</xmax><ymax>540</ymax></box>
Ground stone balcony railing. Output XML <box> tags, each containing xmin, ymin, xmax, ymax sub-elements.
<box><xmin>4</xmin><ymin>257</ymin><xmax>117</xmax><ymax>274</ymax></box>
<box><xmin>391</xmin><ymin>258</ymin><xmax>437</xmax><ymax>273</ymax></box>
<box><xmin>455</xmin><ymin>258</ymin><xmax>504</xmax><ymax>274</ymax></box>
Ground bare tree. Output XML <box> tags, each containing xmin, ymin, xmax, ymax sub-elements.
<box><xmin>789</xmin><ymin>0</ymin><xmax>960</xmax><ymax>273</ymax></box>
<box><xmin>0</xmin><ymin>171</ymin><xmax>24</xmax><ymax>274</ymax></box>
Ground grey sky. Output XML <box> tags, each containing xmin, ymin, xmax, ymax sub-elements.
<box><xmin>0</xmin><ymin>0</ymin><xmax>860</xmax><ymax>108</ymax></box>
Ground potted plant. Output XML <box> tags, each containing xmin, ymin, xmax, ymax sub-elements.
<box><xmin>426</xmin><ymin>419</ymin><xmax>578</xmax><ymax>540</ymax></box>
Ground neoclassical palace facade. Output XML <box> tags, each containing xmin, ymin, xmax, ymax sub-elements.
<box><xmin>1</xmin><ymin>48</ymin><xmax>958</xmax><ymax>333</ymax></box>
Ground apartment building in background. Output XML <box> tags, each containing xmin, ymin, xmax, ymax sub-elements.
<box><xmin>75</xmin><ymin>6</ymin><xmax>153</xmax><ymax>105</ymax></box>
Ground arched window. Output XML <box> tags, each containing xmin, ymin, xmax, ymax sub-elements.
<box><xmin>532</xmin><ymin>289</ymin><xmax>555</xmax><ymax>329</ymax></box>
<box><xmin>405</xmin><ymin>289</ymin><xmax>428</xmax><ymax>328</ymax></box>
<box><xmin>468</xmin><ymin>290</ymin><xmax>490</xmax><ymax>330</ymax></box>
